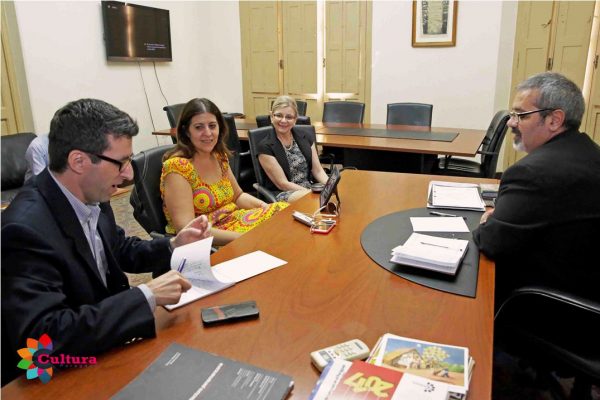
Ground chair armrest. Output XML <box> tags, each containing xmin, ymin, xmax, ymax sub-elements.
<box><xmin>252</xmin><ymin>183</ymin><xmax>278</xmax><ymax>203</ymax></box>
<box><xmin>476</xmin><ymin>150</ymin><xmax>498</xmax><ymax>156</ymax></box>
<box><xmin>319</xmin><ymin>152</ymin><xmax>336</xmax><ymax>172</ymax></box>
<box><xmin>239</xmin><ymin>150</ymin><xmax>251</xmax><ymax>157</ymax></box>
<box><xmin>495</xmin><ymin>285</ymin><xmax>600</xmax><ymax>320</ymax></box>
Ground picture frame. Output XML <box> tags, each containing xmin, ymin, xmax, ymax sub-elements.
<box><xmin>412</xmin><ymin>0</ymin><xmax>458</xmax><ymax>47</ymax></box>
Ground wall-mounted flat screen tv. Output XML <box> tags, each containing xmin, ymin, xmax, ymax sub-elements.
<box><xmin>102</xmin><ymin>1</ymin><xmax>172</xmax><ymax>62</ymax></box>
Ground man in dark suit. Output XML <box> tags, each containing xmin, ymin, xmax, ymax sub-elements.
<box><xmin>1</xmin><ymin>99</ymin><xmax>210</xmax><ymax>385</ymax></box>
<box><xmin>473</xmin><ymin>72</ymin><xmax>600</xmax><ymax>306</ymax></box>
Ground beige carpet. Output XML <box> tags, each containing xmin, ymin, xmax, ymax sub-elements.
<box><xmin>109</xmin><ymin>187</ymin><xmax>152</xmax><ymax>286</ymax></box>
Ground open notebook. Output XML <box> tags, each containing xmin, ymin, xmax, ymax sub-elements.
<box><xmin>165</xmin><ymin>237</ymin><xmax>287</xmax><ymax>310</ymax></box>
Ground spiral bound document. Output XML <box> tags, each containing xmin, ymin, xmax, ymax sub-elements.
<box><xmin>427</xmin><ymin>181</ymin><xmax>486</xmax><ymax>211</ymax></box>
<box><xmin>391</xmin><ymin>233</ymin><xmax>469</xmax><ymax>275</ymax></box>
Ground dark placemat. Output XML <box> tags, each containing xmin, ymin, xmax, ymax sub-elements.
<box><xmin>322</xmin><ymin>127</ymin><xmax>458</xmax><ymax>142</ymax></box>
<box><xmin>360</xmin><ymin>208</ymin><xmax>483</xmax><ymax>297</ymax></box>
<box><xmin>234</xmin><ymin>121</ymin><xmax>258</xmax><ymax>130</ymax></box>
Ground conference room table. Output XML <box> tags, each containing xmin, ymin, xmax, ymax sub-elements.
<box><xmin>2</xmin><ymin>170</ymin><xmax>496</xmax><ymax>399</ymax></box>
<box><xmin>153</xmin><ymin>119</ymin><xmax>487</xmax><ymax>161</ymax></box>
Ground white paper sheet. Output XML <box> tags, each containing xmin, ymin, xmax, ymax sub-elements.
<box><xmin>410</xmin><ymin>217</ymin><xmax>469</xmax><ymax>232</ymax></box>
<box><xmin>213</xmin><ymin>251</ymin><xmax>287</xmax><ymax>283</ymax></box>
<box><xmin>427</xmin><ymin>181</ymin><xmax>486</xmax><ymax>211</ymax></box>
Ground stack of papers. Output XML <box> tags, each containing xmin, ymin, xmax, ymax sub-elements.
<box><xmin>309</xmin><ymin>359</ymin><xmax>449</xmax><ymax>400</ymax></box>
<box><xmin>367</xmin><ymin>333</ymin><xmax>474</xmax><ymax>399</ymax></box>
<box><xmin>391</xmin><ymin>233</ymin><xmax>469</xmax><ymax>275</ymax></box>
<box><xmin>427</xmin><ymin>181</ymin><xmax>486</xmax><ymax>211</ymax></box>
<box><xmin>410</xmin><ymin>217</ymin><xmax>469</xmax><ymax>233</ymax></box>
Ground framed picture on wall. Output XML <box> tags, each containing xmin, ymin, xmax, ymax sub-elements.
<box><xmin>412</xmin><ymin>0</ymin><xmax>458</xmax><ymax>47</ymax></box>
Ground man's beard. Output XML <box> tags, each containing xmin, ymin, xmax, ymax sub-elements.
<box><xmin>511</xmin><ymin>129</ymin><xmax>526</xmax><ymax>152</ymax></box>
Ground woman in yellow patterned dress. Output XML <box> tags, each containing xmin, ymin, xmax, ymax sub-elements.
<box><xmin>160</xmin><ymin>98</ymin><xmax>288</xmax><ymax>245</ymax></box>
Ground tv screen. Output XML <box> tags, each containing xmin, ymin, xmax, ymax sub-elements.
<box><xmin>102</xmin><ymin>1</ymin><xmax>172</xmax><ymax>62</ymax></box>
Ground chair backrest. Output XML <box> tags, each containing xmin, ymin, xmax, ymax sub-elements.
<box><xmin>386</xmin><ymin>103</ymin><xmax>433</xmax><ymax>126</ymax></box>
<box><xmin>223</xmin><ymin>113</ymin><xmax>241</xmax><ymax>180</ymax></box>
<box><xmin>296</xmin><ymin>100</ymin><xmax>308</xmax><ymax>116</ymax></box>
<box><xmin>480</xmin><ymin>110</ymin><xmax>510</xmax><ymax>178</ymax></box>
<box><xmin>1</xmin><ymin>132</ymin><xmax>36</xmax><ymax>190</ymax></box>
<box><xmin>162</xmin><ymin>103</ymin><xmax>186</xmax><ymax>128</ymax></box>
<box><xmin>256</xmin><ymin>115</ymin><xmax>271</xmax><ymax>128</ymax></box>
<box><xmin>322</xmin><ymin>101</ymin><xmax>365</xmax><ymax>123</ymax></box>
<box><xmin>129</xmin><ymin>144</ymin><xmax>174</xmax><ymax>235</ymax></box>
<box><xmin>495</xmin><ymin>285</ymin><xmax>600</xmax><ymax>381</ymax></box>
<box><xmin>247</xmin><ymin>126</ymin><xmax>274</xmax><ymax>189</ymax></box>
<box><xmin>256</xmin><ymin>115</ymin><xmax>311</xmax><ymax>128</ymax></box>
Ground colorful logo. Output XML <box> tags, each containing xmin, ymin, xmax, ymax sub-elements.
<box><xmin>17</xmin><ymin>334</ymin><xmax>54</xmax><ymax>384</ymax></box>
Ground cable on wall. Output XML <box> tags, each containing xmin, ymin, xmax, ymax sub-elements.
<box><xmin>138</xmin><ymin>62</ymin><xmax>160</xmax><ymax>146</ymax></box>
<box><xmin>153</xmin><ymin>62</ymin><xmax>170</xmax><ymax>106</ymax></box>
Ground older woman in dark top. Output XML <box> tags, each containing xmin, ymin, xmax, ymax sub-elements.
<box><xmin>257</xmin><ymin>96</ymin><xmax>329</xmax><ymax>202</ymax></box>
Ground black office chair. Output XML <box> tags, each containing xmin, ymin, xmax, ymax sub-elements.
<box><xmin>247</xmin><ymin>126</ymin><xmax>279</xmax><ymax>203</ymax></box>
<box><xmin>255</xmin><ymin>115</ymin><xmax>311</xmax><ymax>128</ymax></box>
<box><xmin>162</xmin><ymin>103</ymin><xmax>186</xmax><ymax>144</ymax></box>
<box><xmin>386</xmin><ymin>103</ymin><xmax>433</xmax><ymax>126</ymax></box>
<box><xmin>384</xmin><ymin>103</ymin><xmax>436</xmax><ymax>172</ymax></box>
<box><xmin>322</xmin><ymin>101</ymin><xmax>365</xmax><ymax>124</ymax></box>
<box><xmin>223</xmin><ymin>113</ymin><xmax>255</xmax><ymax>192</ymax></box>
<box><xmin>1</xmin><ymin>132</ymin><xmax>36</xmax><ymax>205</ymax></box>
<box><xmin>495</xmin><ymin>286</ymin><xmax>600</xmax><ymax>399</ymax></box>
<box><xmin>296</xmin><ymin>100</ymin><xmax>308</xmax><ymax>116</ymax></box>
<box><xmin>322</xmin><ymin>101</ymin><xmax>365</xmax><ymax>165</ymax></box>
<box><xmin>435</xmin><ymin>110</ymin><xmax>510</xmax><ymax>178</ymax></box>
<box><xmin>129</xmin><ymin>145</ymin><xmax>174</xmax><ymax>236</ymax></box>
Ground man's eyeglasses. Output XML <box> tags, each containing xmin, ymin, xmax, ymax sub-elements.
<box><xmin>272</xmin><ymin>113</ymin><xmax>297</xmax><ymax>122</ymax></box>
<box><xmin>87</xmin><ymin>152</ymin><xmax>133</xmax><ymax>172</ymax></box>
<box><xmin>508</xmin><ymin>108</ymin><xmax>555</xmax><ymax>123</ymax></box>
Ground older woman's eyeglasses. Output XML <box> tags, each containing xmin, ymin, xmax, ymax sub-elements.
<box><xmin>272</xmin><ymin>113</ymin><xmax>297</xmax><ymax>122</ymax></box>
<box><xmin>508</xmin><ymin>108</ymin><xmax>555</xmax><ymax>123</ymax></box>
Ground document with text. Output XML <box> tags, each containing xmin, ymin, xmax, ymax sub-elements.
<box><xmin>165</xmin><ymin>237</ymin><xmax>287</xmax><ymax>310</ymax></box>
<box><xmin>427</xmin><ymin>181</ymin><xmax>486</xmax><ymax>211</ymax></box>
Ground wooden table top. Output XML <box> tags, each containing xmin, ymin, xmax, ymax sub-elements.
<box><xmin>2</xmin><ymin>170</ymin><xmax>496</xmax><ymax>399</ymax></box>
<box><xmin>153</xmin><ymin>120</ymin><xmax>487</xmax><ymax>157</ymax></box>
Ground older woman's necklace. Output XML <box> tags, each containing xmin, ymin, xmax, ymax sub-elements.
<box><xmin>279</xmin><ymin>136</ymin><xmax>294</xmax><ymax>151</ymax></box>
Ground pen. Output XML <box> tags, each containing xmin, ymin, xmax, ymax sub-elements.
<box><xmin>430</xmin><ymin>211</ymin><xmax>457</xmax><ymax>217</ymax></box>
<box><xmin>420</xmin><ymin>241</ymin><xmax>450</xmax><ymax>249</ymax></box>
<box><xmin>177</xmin><ymin>258</ymin><xmax>186</xmax><ymax>273</ymax></box>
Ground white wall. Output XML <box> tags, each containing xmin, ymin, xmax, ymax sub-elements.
<box><xmin>370</xmin><ymin>1</ymin><xmax>516</xmax><ymax>131</ymax></box>
<box><xmin>13</xmin><ymin>1</ymin><xmax>516</xmax><ymax>152</ymax></box>
<box><xmin>13</xmin><ymin>1</ymin><xmax>243</xmax><ymax>153</ymax></box>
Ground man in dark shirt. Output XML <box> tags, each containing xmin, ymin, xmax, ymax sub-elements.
<box><xmin>2</xmin><ymin>99</ymin><xmax>210</xmax><ymax>385</ymax></box>
<box><xmin>473</xmin><ymin>72</ymin><xmax>600</xmax><ymax>306</ymax></box>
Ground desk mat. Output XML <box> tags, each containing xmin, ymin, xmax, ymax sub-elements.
<box><xmin>234</xmin><ymin>121</ymin><xmax>258</xmax><ymax>130</ymax></box>
<box><xmin>360</xmin><ymin>208</ymin><xmax>483</xmax><ymax>297</ymax></box>
<box><xmin>320</xmin><ymin>127</ymin><xmax>458</xmax><ymax>142</ymax></box>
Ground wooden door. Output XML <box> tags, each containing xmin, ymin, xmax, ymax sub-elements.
<box><xmin>504</xmin><ymin>1</ymin><xmax>554</xmax><ymax>166</ymax></box>
<box><xmin>324</xmin><ymin>0</ymin><xmax>367</xmax><ymax>104</ymax></box>
<box><xmin>282</xmin><ymin>1</ymin><xmax>318</xmax><ymax>119</ymax></box>
<box><xmin>551</xmin><ymin>1</ymin><xmax>595</xmax><ymax>88</ymax></box>
<box><xmin>503</xmin><ymin>1</ymin><xmax>596</xmax><ymax>167</ymax></box>
<box><xmin>584</xmin><ymin>30</ymin><xmax>600</xmax><ymax>143</ymax></box>
<box><xmin>240</xmin><ymin>2</ymin><xmax>282</xmax><ymax>117</ymax></box>
<box><xmin>1</xmin><ymin>3</ymin><xmax>20</xmax><ymax>135</ymax></box>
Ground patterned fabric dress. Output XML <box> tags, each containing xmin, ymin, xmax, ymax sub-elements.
<box><xmin>276</xmin><ymin>139</ymin><xmax>312</xmax><ymax>202</ymax></box>
<box><xmin>160</xmin><ymin>153</ymin><xmax>288</xmax><ymax>235</ymax></box>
